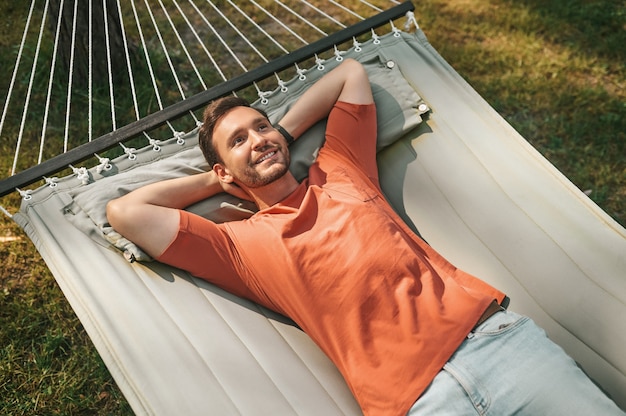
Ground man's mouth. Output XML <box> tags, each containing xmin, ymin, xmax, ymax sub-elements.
<box><xmin>255</xmin><ymin>151</ymin><xmax>277</xmax><ymax>164</ymax></box>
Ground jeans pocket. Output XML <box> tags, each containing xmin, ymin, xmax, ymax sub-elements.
<box><xmin>471</xmin><ymin>310</ymin><xmax>527</xmax><ymax>337</ymax></box>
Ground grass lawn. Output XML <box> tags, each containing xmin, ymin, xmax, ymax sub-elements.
<box><xmin>1</xmin><ymin>0</ymin><xmax>624</xmax><ymax>414</ymax></box>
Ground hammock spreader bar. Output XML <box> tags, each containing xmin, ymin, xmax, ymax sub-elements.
<box><xmin>0</xmin><ymin>1</ymin><xmax>414</xmax><ymax>198</ymax></box>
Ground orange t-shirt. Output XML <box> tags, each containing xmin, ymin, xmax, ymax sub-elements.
<box><xmin>159</xmin><ymin>102</ymin><xmax>506</xmax><ymax>415</ymax></box>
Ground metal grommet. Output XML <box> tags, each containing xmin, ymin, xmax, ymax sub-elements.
<box><xmin>386</xmin><ymin>60</ymin><xmax>395</xmax><ymax>69</ymax></box>
<box><xmin>418</xmin><ymin>104</ymin><xmax>429</xmax><ymax>113</ymax></box>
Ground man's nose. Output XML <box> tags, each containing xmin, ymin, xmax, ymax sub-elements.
<box><xmin>250</xmin><ymin>130</ymin><xmax>268</xmax><ymax>149</ymax></box>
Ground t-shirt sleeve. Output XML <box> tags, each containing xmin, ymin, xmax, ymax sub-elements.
<box><xmin>323</xmin><ymin>101</ymin><xmax>379</xmax><ymax>180</ymax></box>
<box><xmin>157</xmin><ymin>210</ymin><xmax>259</xmax><ymax>302</ymax></box>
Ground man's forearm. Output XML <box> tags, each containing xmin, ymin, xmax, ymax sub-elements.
<box><xmin>117</xmin><ymin>170</ymin><xmax>222</xmax><ymax>210</ymax></box>
<box><xmin>106</xmin><ymin>170</ymin><xmax>228</xmax><ymax>257</ymax></box>
<box><xmin>278</xmin><ymin>58</ymin><xmax>373</xmax><ymax>140</ymax></box>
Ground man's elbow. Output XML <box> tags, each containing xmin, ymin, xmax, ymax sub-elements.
<box><xmin>105</xmin><ymin>196</ymin><xmax>178</xmax><ymax>259</ymax></box>
<box><xmin>106</xmin><ymin>197</ymin><xmax>126</xmax><ymax>232</ymax></box>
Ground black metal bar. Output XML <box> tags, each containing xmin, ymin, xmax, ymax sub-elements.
<box><xmin>0</xmin><ymin>1</ymin><xmax>415</xmax><ymax>198</ymax></box>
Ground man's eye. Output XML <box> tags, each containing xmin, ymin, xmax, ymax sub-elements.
<box><xmin>258</xmin><ymin>124</ymin><xmax>269</xmax><ymax>131</ymax></box>
<box><xmin>233</xmin><ymin>136</ymin><xmax>245</xmax><ymax>145</ymax></box>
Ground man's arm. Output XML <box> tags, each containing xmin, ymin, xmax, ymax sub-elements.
<box><xmin>107</xmin><ymin>59</ymin><xmax>371</xmax><ymax>257</ymax></box>
<box><xmin>278</xmin><ymin>58</ymin><xmax>373</xmax><ymax>141</ymax></box>
<box><xmin>106</xmin><ymin>170</ymin><xmax>246</xmax><ymax>258</ymax></box>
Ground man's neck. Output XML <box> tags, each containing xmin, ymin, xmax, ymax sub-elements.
<box><xmin>245</xmin><ymin>173</ymin><xmax>300</xmax><ymax>210</ymax></box>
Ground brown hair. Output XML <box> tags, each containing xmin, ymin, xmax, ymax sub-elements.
<box><xmin>198</xmin><ymin>96</ymin><xmax>269</xmax><ymax>167</ymax></box>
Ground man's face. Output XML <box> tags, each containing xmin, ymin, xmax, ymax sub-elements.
<box><xmin>212</xmin><ymin>106</ymin><xmax>290</xmax><ymax>188</ymax></box>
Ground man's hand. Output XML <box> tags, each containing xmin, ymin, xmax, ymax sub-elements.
<box><xmin>220</xmin><ymin>181</ymin><xmax>253</xmax><ymax>201</ymax></box>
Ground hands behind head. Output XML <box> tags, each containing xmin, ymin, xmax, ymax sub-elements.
<box><xmin>221</xmin><ymin>181</ymin><xmax>254</xmax><ymax>202</ymax></box>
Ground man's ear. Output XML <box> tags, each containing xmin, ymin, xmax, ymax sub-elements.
<box><xmin>213</xmin><ymin>163</ymin><xmax>234</xmax><ymax>184</ymax></box>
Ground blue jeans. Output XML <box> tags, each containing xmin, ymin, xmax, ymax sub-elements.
<box><xmin>408</xmin><ymin>310</ymin><xmax>625</xmax><ymax>415</ymax></box>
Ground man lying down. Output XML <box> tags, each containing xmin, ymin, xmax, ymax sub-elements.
<box><xmin>106</xmin><ymin>59</ymin><xmax>624</xmax><ymax>416</ymax></box>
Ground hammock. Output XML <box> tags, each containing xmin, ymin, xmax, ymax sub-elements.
<box><xmin>2</xmin><ymin>1</ymin><xmax>625</xmax><ymax>414</ymax></box>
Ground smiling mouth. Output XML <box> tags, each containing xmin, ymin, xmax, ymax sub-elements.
<box><xmin>255</xmin><ymin>151</ymin><xmax>276</xmax><ymax>164</ymax></box>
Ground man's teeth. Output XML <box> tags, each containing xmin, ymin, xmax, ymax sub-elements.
<box><xmin>257</xmin><ymin>151</ymin><xmax>276</xmax><ymax>164</ymax></box>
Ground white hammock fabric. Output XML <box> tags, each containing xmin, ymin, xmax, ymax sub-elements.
<box><xmin>2</xmin><ymin>1</ymin><xmax>626</xmax><ymax>414</ymax></box>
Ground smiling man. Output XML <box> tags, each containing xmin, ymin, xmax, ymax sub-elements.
<box><xmin>211</xmin><ymin>105</ymin><xmax>291</xmax><ymax>187</ymax></box>
<box><xmin>204</xmin><ymin>100</ymin><xmax>298</xmax><ymax>208</ymax></box>
<box><xmin>106</xmin><ymin>59</ymin><xmax>624</xmax><ymax>415</ymax></box>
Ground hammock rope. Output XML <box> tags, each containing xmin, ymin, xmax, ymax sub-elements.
<box><xmin>141</xmin><ymin>0</ymin><xmax>189</xmax><ymax>136</ymax></box>
<box><xmin>250</xmin><ymin>0</ymin><xmax>310</xmax><ymax>46</ymax></box>
<box><xmin>88</xmin><ymin>0</ymin><xmax>93</xmax><ymax>141</ymax></box>
<box><xmin>191</xmin><ymin>0</ymin><xmax>249</xmax><ymax>73</ymax></box>
<box><xmin>103</xmin><ymin>0</ymin><xmax>117</xmax><ymax>132</ymax></box>
<box><xmin>273</xmin><ymin>1</ymin><xmax>330</xmax><ymax>37</ymax></box>
<box><xmin>207</xmin><ymin>0</ymin><xmax>271</xmax><ymax>65</ymax></box>
<box><xmin>299</xmin><ymin>0</ymin><xmax>349</xmax><ymax>29</ymax></box>
<box><xmin>180</xmin><ymin>0</ymin><xmax>229</xmax><ymax>85</ymax></box>
<box><xmin>228</xmin><ymin>0</ymin><xmax>291</xmax><ymax>55</ymax></box>
<box><xmin>144</xmin><ymin>0</ymin><xmax>186</xmax><ymax>102</ymax></box>
<box><xmin>130</xmin><ymin>0</ymin><xmax>164</xmax><ymax>113</ymax></box>
<box><xmin>69</xmin><ymin>165</ymin><xmax>90</xmax><ymax>184</ymax></box>
<box><xmin>157</xmin><ymin>0</ymin><xmax>207</xmax><ymax>92</ymax></box>
<box><xmin>63</xmin><ymin>0</ymin><xmax>79</xmax><ymax>153</ymax></box>
<box><xmin>328</xmin><ymin>0</ymin><xmax>368</xmax><ymax>20</ymax></box>
<box><xmin>358</xmin><ymin>0</ymin><xmax>384</xmax><ymax>12</ymax></box>
<box><xmin>0</xmin><ymin>1</ymin><xmax>415</xmax><ymax>203</ymax></box>
<box><xmin>12</xmin><ymin>0</ymin><xmax>51</xmax><ymax>176</ymax></box>
<box><xmin>39</xmin><ymin>0</ymin><xmax>65</xmax><ymax>165</ymax></box>
<box><xmin>116</xmin><ymin>0</ymin><xmax>141</xmax><ymax>122</ymax></box>
<box><xmin>0</xmin><ymin>0</ymin><xmax>36</xmax><ymax>140</ymax></box>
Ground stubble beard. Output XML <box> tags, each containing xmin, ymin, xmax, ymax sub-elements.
<box><xmin>237</xmin><ymin>146</ymin><xmax>290</xmax><ymax>188</ymax></box>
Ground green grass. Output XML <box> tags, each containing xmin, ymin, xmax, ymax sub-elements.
<box><xmin>418</xmin><ymin>0</ymin><xmax>625</xmax><ymax>224</ymax></box>
<box><xmin>1</xmin><ymin>0</ymin><xmax>624</xmax><ymax>414</ymax></box>
<box><xmin>1</xmin><ymin>236</ymin><xmax>131</xmax><ymax>414</ymax></box>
